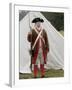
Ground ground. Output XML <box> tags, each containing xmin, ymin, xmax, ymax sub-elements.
<box><xmin>19</xmin><ymin>69</ymin><xmax>64</xmax><ymax>79</ymax></box>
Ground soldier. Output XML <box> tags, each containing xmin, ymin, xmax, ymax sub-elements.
<box><xmin>27</xmin><ymin>17</ymin><xmax>49</xmax><ymax>78</ymax></box>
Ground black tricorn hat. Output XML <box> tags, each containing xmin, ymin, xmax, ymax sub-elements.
<box><xmin>32</xmin><ymin>17</ymin><xmax>44</xmax><ymax>23</ymax></box>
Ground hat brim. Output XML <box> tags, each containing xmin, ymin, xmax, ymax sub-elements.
<box><xmin>32</xmin><ymin>18</ymin><xmax>44</xmax><ymax>23</ymax></box>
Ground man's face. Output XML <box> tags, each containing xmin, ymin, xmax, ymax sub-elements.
<box><xmin>35</xmin><ymin>22</ymin><xmax>41</xmax><ymax>28</ymax></box>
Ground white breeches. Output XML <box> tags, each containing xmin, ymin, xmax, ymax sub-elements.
<box><xmin>35</xmin><ymin>48</ymin><xmax>44</xmax><ymax>65</ymax></box>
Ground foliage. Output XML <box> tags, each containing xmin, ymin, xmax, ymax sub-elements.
<box><xmin>41</xmin><ymin>12</ymin><xmax>64</xmax><ymax>31</ymax></box>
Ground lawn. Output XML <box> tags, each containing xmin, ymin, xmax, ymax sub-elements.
<box><xmin>19</xmin><ymin>69</ymin><xmax>64</xmax><ymax>79</ymax></box>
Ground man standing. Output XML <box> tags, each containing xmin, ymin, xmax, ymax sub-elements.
<box><xmin>27</xmin><ymin>17</ymin><xmax>49</xmax><ymax>78</ymax></box>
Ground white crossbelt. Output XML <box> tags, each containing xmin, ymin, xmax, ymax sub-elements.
<box><xmin>34</xmin><ymin>27</ymin><xmax>45</xmax><ymax>44</ymax></box>
<box><xmin>32</xmin><ymin>28</ymin><xmax>45</xmax><ymax>50</ymax></box>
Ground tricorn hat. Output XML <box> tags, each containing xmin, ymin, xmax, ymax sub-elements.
<box><xmin>32</xmin><ymin>17</ymin><xmax>44</xmax><ymax>23</ymax></box>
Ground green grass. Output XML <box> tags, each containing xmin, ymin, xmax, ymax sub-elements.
<box><xmin>19</xmin><ymin>69</ymin><xmax>64</xmax><ymax>79</ymax></box>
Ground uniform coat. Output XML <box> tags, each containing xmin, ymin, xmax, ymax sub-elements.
<box><xmin>27</xmin><ymin>29</ymin><xmax>49</xmax><ymax>65</ymax></box>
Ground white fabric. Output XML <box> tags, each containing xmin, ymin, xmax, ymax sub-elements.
<box><xmin>19</xmin><ymin>14</ymin><xmax>31</xmax><ymax>73</ymax></box>
<box><xmin>19</xmin><ymin>12</ymin><xmax>64</xmax><ymax>73</ymax></box>
<box><xmin>36</xmin><ymin>48</ymin><xmax>44</xmax><ymax>65</ymax></box>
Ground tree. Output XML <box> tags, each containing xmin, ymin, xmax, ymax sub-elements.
<box><xmin>41</xmin><ymin>12</ymin><xmax>64</xmax><ymax>31</ymax></box>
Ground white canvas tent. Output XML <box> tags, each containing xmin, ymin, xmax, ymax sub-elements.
<box><xmin>19</xmin><ymin>12</ymin><xmax>64</xmax><ymax>73</ymax></box>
